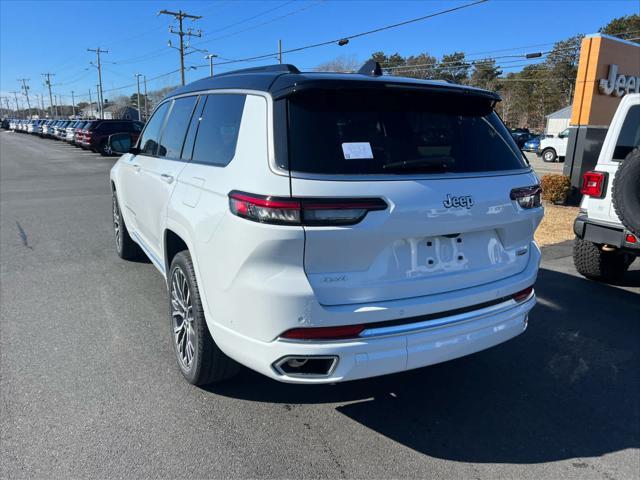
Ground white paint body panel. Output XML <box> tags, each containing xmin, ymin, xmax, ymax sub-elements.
<box><xmin>110</xmin><ymin>89</ymin><xmax>544</xmax><ymax>384</ymax></box>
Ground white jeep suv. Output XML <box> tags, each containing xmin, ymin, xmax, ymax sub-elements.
<box><xmin>573</xmin><ymin>93</ymin><xmax>640</xmax><ymax>281</ymax></box>
<box><xmin>109</xmin><ymin>63</ymin><xmax>543</xmax><ymax>385</ymax></box>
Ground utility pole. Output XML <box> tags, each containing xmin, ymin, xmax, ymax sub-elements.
<box><xmin>88</xmin><ymin>47</ymin><xmax>108</xmax><ymax>119</ymax></box>
<box><xmin>96</xmin><ymin>84</ymin><xmax>102</xmax><ymax>119</ymax></box>
<box><xmin>134</xmin><ymin>74</ymin><xmax>142</xmax><ymax>121</ymax></box>
<box><xmin>11</xmin><ymin>91</ymin><xmax>20</xmax><ymax>118</ymax></box>
<box><xmin>71</xmin><ymin>91</ymin><xmax>76</xmax><ymax>117</ymax></box>
<box><xmin>3</xmin><ymin>97</ymin><xmax>11</xmax><ymax>116</ymax></box>
<box><xmin>278</xmin><ymin>39</ymin><xmax>282</xmax><ymax>64</ymax></box>
<box><xmin>41</xmin><ymin>73</ymin><xmax>55</xmax><ymax>118</ymax></box>
<box><xmin>143</xmin><ymin>75</ymin><xmax>148</xmax><ymax>121</ymax></box>
<box><xmin>88</xmin><ymin>89</ymin><xmax>93</xmax><ymax>118</ymax></box>
<box><xmin>159</xmin><ymin>9</ymin><xmax>202</xmax><ymax>86</ymax></box>
<box><xmin>205</xmin><ymin>54</ymin><xmax>217</xmax><ymax>77</ymax></box>
<box><xmin>18</xmin><ymin>78</ymin><xmax>32</xmax><ymax>118</ymax></box>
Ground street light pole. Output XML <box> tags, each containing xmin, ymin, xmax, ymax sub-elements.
<box><xmin>134</xmin><ymin>74</ymin><xmax>142</xmax><ymax>121</ymax></box>
<box><xmin>11</xmin><ymin>91</ymin><xmax>20</xmax><ymax>118</ymax></box>
<box><xmin>278</xmin><ymin>39</ymin><xmax>282</xmax><ymax>64</ymax></box>
<box><xmin>143</xmin><ymin>75</ymin><xmax>148</xmax><ymax>121</ymax></box>
<box><xmin>205</xmin><ymin>54</ymin><xmax>218</xmax><ymax>77</ymax></box>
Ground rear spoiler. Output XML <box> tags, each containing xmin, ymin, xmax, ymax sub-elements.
<box><xmin>271</xmin><ymin>79</ymin><xmax>500</xmax><ymax>106</ymax></box>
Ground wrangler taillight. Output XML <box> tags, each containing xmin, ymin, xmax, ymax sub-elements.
<box><xmin>228</xmin><ymin>191</ymin><xmax>387</xmax><ymax>226</ymax></box>
<box><xmin>510</xmin><ymin>185</ymin><xmax>542</xmax><ymax>209</ymax></box>
<box><xmin>581</xmin><ymin>171</ymin><xmax>607</xmax><ymax>198</ymax></box>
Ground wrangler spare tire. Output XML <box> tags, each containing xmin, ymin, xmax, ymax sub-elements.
<box><xmin>612</xmin><ymin>148</ymin><xmax>640</xmax><ymax>237</ymax></box>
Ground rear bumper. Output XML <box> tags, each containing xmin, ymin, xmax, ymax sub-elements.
<box><xmin>211</xmin><ymin>242</ymin><xmax>541</xmax><ymax>384</ymax></box>
<box><xmin>574</xmin><ymin>214</ymin><xmax>640</xmax><ymax>254</ymax></box>
<box><xmin>214</xmin><ymin>292</ymin><xmax>534</xmax><ymax>384</ymax></box>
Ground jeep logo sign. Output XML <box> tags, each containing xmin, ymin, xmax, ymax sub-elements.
<box><xmin>599</xmin><ymin>64</ymin><xmax>640</xmax><ymax>97</ymax></box>
<box><xmin>443</xmin><ymin>194</ymin><xmax>473</xmax><ymax>209</ymax></box>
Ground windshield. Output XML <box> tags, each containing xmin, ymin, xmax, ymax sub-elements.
<box><xmin>287</xmin><ymin>89</ymin><xmax>527</xmax><ymax>175</ymax></box>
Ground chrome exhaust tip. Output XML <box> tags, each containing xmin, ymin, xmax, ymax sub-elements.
<box><xmin>272</xmin><ymin>355</ymin><xmax>338</xmax><ymax>378</ymax></box>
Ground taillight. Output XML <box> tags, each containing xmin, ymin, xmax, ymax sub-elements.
<box><xmin>625</xmin><ymin>233</ymin><xmax>637</xmax><ymax>244</ymax></box>
<box><xmin>581</xmin><ymin>171</ymin><xmax>607</xmax><ymax>198</ymax></box>
<box><xmin>510</xmin><ymin>185</ymin><xmax>542</xmax><ymax>209</ymax></box>
<box><xmin>228</xmin><ymin>191</ymin><xmax>387</xmax><ymax>226</ymax></box>
<box><xmin>513</xmin><ymin>286</ymin><xmax>534</xmax><ymax>302</ymax></box>
<box><xmin>281</xmin><ymin>324</ymin><xmax>365</xmax><ymax>340</ymax></box>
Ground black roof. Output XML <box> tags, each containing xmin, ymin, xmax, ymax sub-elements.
<box><xmin>167</xmin><ymin>63</ymin><xmax>501</xmax><ymax>102</ymax></box>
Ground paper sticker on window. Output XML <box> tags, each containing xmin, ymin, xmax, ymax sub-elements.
<box><xmin>342</xmin><ymin>142</ymin><xmax>373</xmax><ymax>160</ymax></box>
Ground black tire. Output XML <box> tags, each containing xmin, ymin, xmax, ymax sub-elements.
<box><xmin>169</xmin><ymin>251</ymin><xmax>240</xmax><ymax>385</ymax></box>
<box><xmin>542</xmin><ymin>148</ymin><xmax>557</xmax><ymax>163</ymax></box>
<box><xmin>112</xmin><ymin>191</ymin><xmax>143</xmax><ymax>260</ymax></box>
<box><xmin>612</xmin><ymin>148</ymin><xmax>640</xmax><ymax>237</ymax></box>
<box><xmin>573</xmin><ymin>237</ymin><xmax>631</xmax><ymax>281</ymax></box>
<box><xmin>98</xmin><ymin>140</ymin><xmax>109</xmax><ymax>156</ymax></box>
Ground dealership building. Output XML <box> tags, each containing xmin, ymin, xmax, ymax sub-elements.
<box><xmin>563</xmin><ymin>33</ymin><xmax>640</xmax><ymax>195</ymax></box>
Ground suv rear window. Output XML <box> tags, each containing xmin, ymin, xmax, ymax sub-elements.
<box><xmin>287</xmin><ymin>89</ymin><xmax>526</xmax><ymax>175</ymax></box>
<box><xmin>613</xmin><ymin>104</ymin><xmax>639</xmax><ymax>161</ymax></box>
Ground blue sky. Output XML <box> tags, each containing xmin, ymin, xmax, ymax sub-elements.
<box><xmin>1</xmin><ymin>0</ymin><xmax>638</xmax><ymax>107</ymax></box>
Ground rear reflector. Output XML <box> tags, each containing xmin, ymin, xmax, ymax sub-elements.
<box><xmin>510</xmin><ymin>185</ymin><xmax>542</xmax><ymax>209</ymax></box>
<box><xmin>581</xmin><ymin>171</ymin><xmax>607</xmax><ymax>198</ymax></box>
<box><xmin>513</xmin><ymin>286</ymin><xmax>534</xmax><ymax>302</ymax></box>
<box><xmin>229</xmin><ymin>191</ymin><xmax>387</xmax><ymax>226</ymax></box>
<box><xmin>281</xmin><ymin>324</ymin><xmax>366</xmax><ymax>340</ymax></box>
<box><xmin>626</xmin><ymin>234</ymin><xmax>637</xmax><ymax>244</ymax></box>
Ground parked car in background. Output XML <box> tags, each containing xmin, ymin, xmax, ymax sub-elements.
<box><xmin>108</xmin><ymin>63</ymin><xmax>543</xmax><ymax>385</ymax></box>
<box><xmin>523</xmin><ymin>134</ymin><xmax>547</xmax><ymax>153</ymax></box>
<box><xmin>65</xmin><ymin>120</ymin><xmax>82</xmax><ymax>142</ymax></box>
<box><xmin>511</xmin><ymin>131</ymin><xmax>537</xmax><ymax>149</ymax></box>
<box><xmin>538</xmin><ymin>128</ymin><xmax>569</xmax><ymax>162</ymax></box>
<box><xmin>81</xmin><ymin>119</ymin><xmax>143</xmax><ymax>155</ymax></box>
<box><xmin>0</xmin><ymin>118</ymin><xmax>9</xmax><ymax>129</ymax></box>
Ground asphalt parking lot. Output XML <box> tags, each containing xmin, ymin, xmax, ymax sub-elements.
<box><xmin>1</xmin><ymin>131</ymin><xmax>638</xmax><ymax>479</ymax></box>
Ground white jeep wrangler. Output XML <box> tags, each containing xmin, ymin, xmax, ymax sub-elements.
<box><xmin>573</xmin><ymin>93</ymin><xmax>640</xmax><ymax>281</ymax></box>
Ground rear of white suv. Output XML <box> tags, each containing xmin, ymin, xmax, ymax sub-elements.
<box><xmin>109</xmin><ymin>64</ymin><xmax>543</xmax><ymax>385</ymax></box>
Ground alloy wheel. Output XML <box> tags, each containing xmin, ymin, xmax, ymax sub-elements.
<box><xmin>112</xmin><ymin>195</ymin><xmax>122</xmax><ymax>251</ymax></box>
<box><xmin>171</xmin><ymin>267</ymin><xmax>195</xmax><ymax>371</ymax></box>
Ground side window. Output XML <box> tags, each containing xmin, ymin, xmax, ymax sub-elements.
<box><xmin>157</xmin><ymin>96</ymin><xmax>198</xmax><ymax>159</ymax></box>
<box><xmin>191</xmin><ymin>94</ymin><xmax>246</xmax><ymax>166</ymax></box>
<box><xmin>613</xmin><ymin>105</ymin><xmax>640</xmax><ymax>161</ymax></box>
<box><xmin>138</xmin><ymin>102</ymin><xmax>170</xmax><ymax>156</ymax></box>
<box><xmin>181</xmin><ymin>96</ymin><xmax>205</xmax><ymax>161</ymax></box>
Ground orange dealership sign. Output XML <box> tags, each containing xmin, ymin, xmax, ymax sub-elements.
<box><xmin>571</xmin><ymin>34</ymin><xmax>640</xmax><ymax>127</ymax></box>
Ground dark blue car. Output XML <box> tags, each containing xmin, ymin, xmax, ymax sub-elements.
<box><xmin>523</xmin><ymin>135</ymin><xmax>545</xmax><ymax>153</ymax></box>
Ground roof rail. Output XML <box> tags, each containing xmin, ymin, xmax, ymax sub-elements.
<box><xmin>358</xmin><ymin>60</ymin><xmax>383</xmax><ymax>77</ymax></box>
<box><xmin>216</xmin><ymin>64</ymin><xmax>301</xmax><ymax>77</ymax></box>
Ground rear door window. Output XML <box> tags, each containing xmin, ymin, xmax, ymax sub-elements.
<box><xmin>613</xmin><ymin>105</ymin><xmax>640</xmax><ymax>161</ymax></box>
<box><xmin>190</xmin><ymin>94</ymin><xmax>246</xmax><ymax>166</ymax></box>
<box><xmin>287</xmin><ymin>89</ymin><xmax>526</xmax><ymax>175</ymax></box>
<box><xmin>157</xmin><ymin>96</ymin><xmax>198</xmax><ymax>160</ymax></box>
<box><xmin>138</xmin><ymin>102</ymin><xmax>170</xmax><ymax>156</ymax></box>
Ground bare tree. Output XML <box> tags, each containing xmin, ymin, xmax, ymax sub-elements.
<box><xmin>315</xmin><ymin>55</ymin><xmax>360</xmax><ymax>73</ymax></box>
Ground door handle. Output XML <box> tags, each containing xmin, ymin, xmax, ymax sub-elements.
<box><xmin>160</xmin><ymin>173</ymin><xmax>175</xmax><ymax>184</ymax></box>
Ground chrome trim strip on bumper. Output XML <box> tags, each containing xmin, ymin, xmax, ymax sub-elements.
<box><xmin>359</xmin><ymin>292</ymin><xmax>534</xmax><ymax>338</ymax></box>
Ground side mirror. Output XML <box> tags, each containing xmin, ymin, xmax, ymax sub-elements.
<box><xmin>109</xmin><ymin>133</ymin><xmax>138</xmax><ymax>155</ymax></box>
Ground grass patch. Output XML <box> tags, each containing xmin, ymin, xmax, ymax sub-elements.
<box><xmin>535</xmin><ymin>203</ymin><xmax>580</xmax><ymax>247</ymax></box>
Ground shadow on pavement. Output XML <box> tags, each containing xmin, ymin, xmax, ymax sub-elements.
<box><xmin>207</xmin><ymin>268</ymin><xmax>639</xmax><ymax>463</ymax></box>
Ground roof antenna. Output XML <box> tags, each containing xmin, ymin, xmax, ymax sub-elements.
<box><xmin>358</xmin><ymin>60</ymin><xmax>382</xmax><ymax>77</ymax></box>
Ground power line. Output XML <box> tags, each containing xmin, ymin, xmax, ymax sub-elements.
<box><xmin>192</xmin><ymin>0</ymin><xmax>490</xmax><ymax>69</ymax></box>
